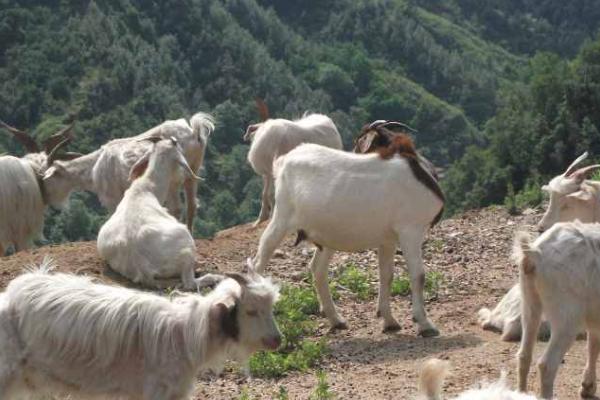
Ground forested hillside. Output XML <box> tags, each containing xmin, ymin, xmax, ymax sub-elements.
<box><xmin>1</xmin><ymin>0</ymin><xmax>599</xmax><ymax>241</ymax></box>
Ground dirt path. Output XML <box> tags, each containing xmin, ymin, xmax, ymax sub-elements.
<box><xmin>0</xmin><ymin>207</ymin><xmax>590</xmax><ymax>399</ymax></box>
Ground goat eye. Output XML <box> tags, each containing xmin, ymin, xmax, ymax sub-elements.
<box><xmin>246</xmin><ymin>310</ymin><xmax>258</xmax><ymax>317</ymax></box>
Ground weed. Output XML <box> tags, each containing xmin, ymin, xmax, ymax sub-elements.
<box><xmin>391</xmin><ymin>271</ymin><xmax>444</xmax><ymax>300</ymax></box>
<box><xmin>275</xmin><ymin>386</ymin><xmax>289</xmax><ymax>400</ymax></box>
<box><xmin>336</xmin><ymin>263</ymin><xmax>374</xmax><ymax>300</ymax></box>
<box><xmin>309</xmin><ymin>370</ymin><xmax>335</xmax><ymax>400</ymax></box>
<box><xmin>249</xmin><ymin>284</ymin><xmax>327</xmax><ymax>378</ymax></box>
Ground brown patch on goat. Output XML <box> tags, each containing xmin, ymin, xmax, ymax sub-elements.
<box><xmin>294</xmin><ymin>230</ymin><xmax>323</xmax><ymax>251</ymax></box>
<box><xmin>380</xmin><ymin>135</ymin><xmax>445</xmax><ymax>226</ymax></box>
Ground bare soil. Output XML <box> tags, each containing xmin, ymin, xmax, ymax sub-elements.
<box><xmin>0</xmin><ymin>207</ymin><xmax>591</xmax><ymax>399</ymax></box>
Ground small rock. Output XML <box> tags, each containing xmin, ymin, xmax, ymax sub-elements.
<box><xmin>273</xmin><ymin>249</ymin><xmax>286</xmax><ymax>259</ymax></box>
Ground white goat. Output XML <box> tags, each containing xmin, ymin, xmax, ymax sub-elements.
<box><xmin>418</xmin><ymin>359</ymin><xmax>539</xmax><ymax>400</ymax></box>
<box><xmin>0</xmin><ymin>156</ymin><xmax>44</xmax><ymax>255</ymax></box>
<box><xmin>0</xmin><ymin>259</ymin><xmax>281</xmax><ymax>400</ymax></box>
<box><xmin>515</xmin><ymin>221</ymin><xmax>600</xmax><ymax>399</ymax></box>
<box><xmin>0</xmin><ymin>121</ymin><xmax>76</xmax><ymax>255</ymax></box>
<box><xmin>537</xmin><ymin>151</ymin><xmax>600</xmax><ymax>232</ymax></box>
<box><xmin>253</xmin><ymin>128</ymin><xmax>444</xmax><ymax>335</ymax></box>
<box><xmin>97</xmin><ymin>137</ymin><xmax>219</xmax><ymax>290</ymax></box>
<box><xmin>245</xmin><ymin>109</ymin><xmax>342</xmax><ymax>226</ymax></box>
<box><xmin>479</xmin><ymin>152</ymin><xmax>600</xmax><ymax>341</ymax></box>
<box><xmin>43</xmin><ymin>113</ymin><xmax>214</xmax><ymax>231</ymax></box>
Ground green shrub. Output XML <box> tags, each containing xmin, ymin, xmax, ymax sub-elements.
<box><xmin>336</xmin><ymin>263</ymin><xmax>374</xmax><ymax>301</ymax></box>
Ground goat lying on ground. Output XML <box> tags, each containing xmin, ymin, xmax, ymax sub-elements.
<box><xmin>97</xmin><ymin>137</ymin><xmax>220</xmax><ymax>290</ymax></box>
<box><xmin>515</xmin><ymin>221</ymin><xmax>600</xmax><ymax>399</ymax></box>
<box><xmin>253</xmin><ymin>122</ymin><xmax>444</xmax><ymax>335</ymax></box>
<box><xmin>418</xmin><ymin>359</ymin><xmax>538</xmax><ymax>400</ymax></box>
<box><xmin>0</xmin><ymin>120</ymin><xmax>78</xmax><ymax>255</ymax></box>
<box><xmin>244</xmin><ymin>100</ymin><xmax>342</xmax><ymax>226</ymax></box>
<box><xmin>42</xmin><ymin>113</ymin><xmax>214</xmax><ymax>232</ymax></box>
<box><xmin>479</xmin><ymin>152</ymin><xmax>600</xmax><ymax>341</ymax></box>
<box><xmin>0</xmin><ymin>259</ymin><xmax>281</xmax><ymax>400</ymax></box>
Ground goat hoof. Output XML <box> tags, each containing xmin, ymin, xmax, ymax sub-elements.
<box><xmin>382</xmin><ymin>323</ymin><xmax>401</xmax><ymax>333</ymax></box>
<box><xmin>329</xmin><ymin>321</ymin><xmax>348</xmax><ymax>332</ymax></box>
<box><xmin>580</xmin><ymin>381</ymin><xmax>596</xmax><ymax>398</ymax></box>
<box><xmin>419</xmin><ymin>327</ymin><xmax>440</xmax><ymax>338</ymax></box>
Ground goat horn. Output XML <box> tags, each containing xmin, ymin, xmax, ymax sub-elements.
<box><xmin>46</xmin><ymin>137</ymin><xmax>71</xmax><ymax>167</ymax></box>
<box><xmin>368</xmin><ymin>120</ymin><xmax>388</xmax><ymax>130</ymax></box>
<box><xmin>255</xmin><ymin>98</ymin><xmax>270</xmax><ymax>122</ymax></box>
<box><xmin>0</xmin><ymin>119</ymin><xmax>39</xmax><ymax>153</ymax></box>
<box><xmin>42</xmin><ymin>122</ymin><xmax>74</xmax><ymax>154</ymax></box>
<box><xmin>381</xmin><ymin>121</ymin><xmax>417</xmax><ymax>133</ymax></box>
<box><xmin>572</xmin><ymin>164</ymin><xmax>600</xmax><ymax>181</ymax></box>
<box><xmin>564</xmin><ymin>152</ymin><xmax>589</xmax><ymax>177</ymax></box>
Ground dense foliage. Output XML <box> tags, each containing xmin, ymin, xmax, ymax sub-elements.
<box><xmin>1</xmin><ymin>0</ymin><xmax>599</xmax><ymax>241</ymax></box>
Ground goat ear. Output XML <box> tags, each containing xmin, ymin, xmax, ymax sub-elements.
<box><xmin>210</xmin><ymin>295</ymin><xmax>239</xmax><ymax>340</ymax></box>
<box><xmin>355</xmin><ymin>130</ymin><xmax>378</xmax><ymax>153</ymax></box>
<box><xmin>571</xmin><ymin>164</ymin><xmax>600</xmax><ymax>183</ymax></box>
<box><xmin>128</xmin><ymin>152</ymin><xmax>151</xmax><ymax>181</ymax></box>
<box><xmin>244</xmin><ymin>124</ymin><xmax>260</xmax><ymax>141</ymax></box>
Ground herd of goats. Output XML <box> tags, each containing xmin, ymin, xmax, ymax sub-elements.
<box><xmin>0</xmin><ymin>101</ymin><xmax>600</xmax><ymax>399</ymax></box>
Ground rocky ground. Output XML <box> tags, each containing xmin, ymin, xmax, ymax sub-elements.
<box><xmin>0</xmin><ymin>206</ymin><xmax>592</xmax><ymax>399</ymax></box>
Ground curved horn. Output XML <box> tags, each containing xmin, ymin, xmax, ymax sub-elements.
<box><xmin>42</xmin><ymin>122</ymin><xmax>74</xmax><ymax>153</ymax></box>
<box><xmin>368</xmin><ymin>120</ymin><xmax>388</xmax><ymax>130</ymax></box>
<box><xmin>0</xmin><ymin>119</ymin><xmax>39</xmax><ymax>153</ymax></box>
<box><xmin>381</xmin><ymin>121</ymin><xmax>417</xmax><ymax>133</ymax></box>
<box><xmin>572</xmin><ymin>164</ymin><xmax>600</xmax><ymax>182</ymax></box>
<box><xmin>46</xmin><ymin>137</ymin><xmax>71</xmax><ymax>167</ymax></box>
<box><xmin>255</xmin><ymin>98</ymin><xmax>270</xmax><ymax>122</ymax></box>
<box><xmin>564</xmin><ymin>152</ymin><xmax>589</xmax><ymax>177</ymax></box>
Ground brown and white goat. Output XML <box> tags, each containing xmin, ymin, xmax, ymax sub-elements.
<box><xmin>252</xmin><ymin>123</ymin><xmax>444</xmax><ymax>335</ymax></box>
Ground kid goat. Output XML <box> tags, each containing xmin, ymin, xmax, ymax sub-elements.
<box><xmin>97</xmin><ymin>137</ymin><xmax>219</xmax><ymax>290</ymax></box>
<box><xmin>0</xmin><ymin>259</ymin><xmax>281</xmax><ymax>399</ymax></box>
<box><xmin>252</xmin><ymin>122</ymin><xmax>444</xmax><ymax>335</ymax></box>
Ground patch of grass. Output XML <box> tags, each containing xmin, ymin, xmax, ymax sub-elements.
<box><xmin>336</xmin><ymin>263</ymin><xmax>374</xmax><ymax>301</ymax></box>
<box><xmin>391</xmin><ymin>271</ymin><xmax>444</xmax><ymax>300</ymax></box>
<box><xmin>309</xmin><ymin>370</ymin><xmax>335</xmax><ymax>400</ymax></box>
<box><xmin>275</xmin><ymin>386</ymin><xmax>289</xmax><ymax>400</ymax></box>
<box><xmin>249</xmin><ymin>284</ymin><xmax>327</xmax><ymax>378</ymax></box>
<box><xmin>237</xmin><ymin>387</ymin><xmax>254</xmax><ymax>400</ymax></box>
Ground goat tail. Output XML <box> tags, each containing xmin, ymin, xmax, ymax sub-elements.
<box><xmin>24</xmin><ymin>256</ymin><xmax>57</xmax><ymax>274</ymax></box>
<box><xmin>190</xmin><ymin>112</ymin><xmax>215</xmax><ymax>141</ymax></box>
<box><xmin>419</xmin><ymin>358</ymin><xmax>449</xmax><ymax>400</ymax></box>
<box><xmin>512</xmin><ymin>231</ymin><xmax>538</xmax><ymax>275</ymax></box>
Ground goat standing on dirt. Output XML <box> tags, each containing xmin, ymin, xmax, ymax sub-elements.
<box><xmin>0</xmin><ymin>120</ymin><xmax>78</xmax><ymax>255</ymax></box>
<box><xmin>515</xmin><ymin>221</ymin><xmax>600</xmax><ymax>399</ymax></box>
<box><xmin>97</xmin><ymin>137</ymin><xmax>219</xmax><ymax>290</ymax></box>
<box><xmin>42</xmin><ymin>113</ymin><xmax>214</xmax><ymax>232</ymax></box>
<box><xmin>252</xmin><ymin>122</ymin><xmax>444</xmax><ymax>336</ymax></box>
<box><xmin>0</xmin><ymin>259</ymin><xmax>281</xmax><ymax>400</ymax></box>
<box><xmin>244</xmin><ymin>100</ymin><xmax>343</xmax><ymax>226</ymax></box>
<box><xmin>479</xmin><ymin>152</ymin><xmax>600</xmax><ymax>341</ymax></box>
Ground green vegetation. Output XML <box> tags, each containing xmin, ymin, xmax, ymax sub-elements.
<box><xmin>444</xmin><ymin>38</ymin><xmax>600</xmax><ymax>216</ymax></box>
<box><xmin>249</xmin><ymin>284</ymin><xmax>326</xmax><ymax>378</ymax></box>
<box><xmin>309</xmin><ymin>370</ymin><xmax>335</xmax><ymax>400</ymax></box>
<box><xmin>336</xmin><ymin>263</ymin><xmax>375</xmax><ymax>301</ymax></box>
<box><xmin>391</xmin><ymin>271</ymin><xmax>444</xmax><ymax>300</ymax></box>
